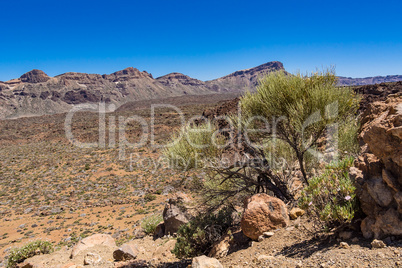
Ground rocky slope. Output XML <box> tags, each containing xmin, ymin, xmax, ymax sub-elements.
<box><xmin>1</xmin><ymin>62</ymin><xmax>401</xmax><ymax>120</ymax></box>
<box><xmin>0</xmin><ymin>62</ymin><xmax>285</xmax><ymax>120</ymax></box>
<box><xmin>0</xmin><ymin>68</ymin><xmax>213</xmax><ymax>120</ymax></box>
<box><xmin>205</xmin><ymin>61</ymin><xmax>285</xmax><ymax>92</ymax></box>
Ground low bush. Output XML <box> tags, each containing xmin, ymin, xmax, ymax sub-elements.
<box><xmin>141</xmin><ymin>213</ymin><xmax>163</xmax><ymax>235</ymax></box>
<box><xmin>172</xmin><ymin>207</ymin><xmax>233</xmax><ymax>259</ymax></box>
<box><xmin>144</xmin><ymin>193</ymin><xmax>157</xmax><ymax>202</ymax></box>
<box><xmin>299</xmin><ymin>157</ymin><xmax>357</xmax><ymax>230</ymax></box>
<box><xmin>7</xmin><ymin>240</ymin><xmax>53</xmax><ymax>268</ymax></box>
<box><xmin>163</xmin><ymin>122</ymin><xmax>226</xmax><ymax>170</ymax></box>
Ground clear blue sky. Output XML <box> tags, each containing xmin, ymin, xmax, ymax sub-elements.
<box><xmin>1</xmin><ymin>0</ymin><xmax>401</xmax><ymax>81</ymax></box>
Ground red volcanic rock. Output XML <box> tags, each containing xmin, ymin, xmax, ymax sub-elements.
<box><xmin>20</xmin><ymin>69</ymin><xmax>50</xmax><ymax>83</ymax></box>
<box><xmin>241</xmin><ymin>193</ymin><xmax>289</xmax><ymax>240</ymax></box>
<box><xmin>351</xmin><ymin>93</ymin><xmax>402</xmax><ymax>239</ymax></box>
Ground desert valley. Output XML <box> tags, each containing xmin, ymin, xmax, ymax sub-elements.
<box><xmin>0</xmin><ymin>61</ymin><xmax>401</xmax><ymax>268</ymax></box>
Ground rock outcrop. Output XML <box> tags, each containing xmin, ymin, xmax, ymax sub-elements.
<box><xmin>240</xmin><ymin>193</ymin><xmax>289</xmax><ymax>240</ymax></box>
<box><xmin>162</xmin><ymin>193</ymin><xmax>192</xmax><ymax>235</ymax></box>
<box><xmin>351</xmin><ymin>92</ymin><xmax>402</xmax><ymax>239</ymax></box>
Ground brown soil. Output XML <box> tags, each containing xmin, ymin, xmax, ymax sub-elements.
<box><xmin>0</xmin><ymin>90</ymin><xmax>401</xmax><ymax>267</ymax></box>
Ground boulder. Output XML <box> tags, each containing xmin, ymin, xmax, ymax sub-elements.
<box><xmin>70</xmin><ymin>234</ymin><xmax>116</xmax><ymax>258</ymax></box>
<box><xmin>240</xmin><ymin>194</ymin><xmax>289</xmax><ymax>240</ymax></box>
<box><xmin>192</xmin><ymin>255</ymin><xmax>223</xmax><ymax>268</ymax></box>
<box><xmin>113</xmin><ymin>242</ymin><xmax>139</xmax><ymax>261</ymax></box>
<box><xmin>163</xmin><ymin>193</ymin><xmax>191</xmax><ymax>235</ymax></box>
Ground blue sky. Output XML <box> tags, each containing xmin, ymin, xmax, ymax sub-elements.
<box><xmin>1</xmin><ymin>0</ymin><xmax>401</xmax><ymax>81</ymax></box>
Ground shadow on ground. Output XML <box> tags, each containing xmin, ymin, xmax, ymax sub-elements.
<box><xmin>279</xmin><ymin>236</ymin><xmax>338</xmax><ymax>259</ymax></box>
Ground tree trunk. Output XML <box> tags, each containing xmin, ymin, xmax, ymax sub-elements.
<box><xmin>297</xmin><ymin>151</ymin><xmax>309</xmax><ymax>185</ymax></box>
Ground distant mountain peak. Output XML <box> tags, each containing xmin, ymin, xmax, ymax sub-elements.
<box><xmin>221</xmin><ymin>61</ymin><xmax>285</xmax><ymax>79</ymax></box>
<box><xmin>205</xmin><ymin>61</ymin><xmax>285</xmax><ymax>92</ymax></box>
<box><xmin>156</xmin><ymin>72</ymin><xmax>205</xmax><ymax>87</ymax></box>
<box><xmin>20</xmin><ymin>69</ymin><xmax>50</xmax><ymax>83</ymax></box>
<box><xmin>104</xmin><ymin>67</ymin><xmax>153</xmax><ymax>81</ymax></box>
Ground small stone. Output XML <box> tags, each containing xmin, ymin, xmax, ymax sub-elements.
<box><xmin>340</xmin><ymin>242</ymin><xmax>349</xmax><ymax>249</ymax></box>
<box><xmin>192</xmin><ymin>255</ymin><xmax>223</xmax><ymax>268</ymax></box>
<box><xmin>371</xmin><ymin>239</ymin><xmax>386</xmax><ymax>249</ymax></box>
<box><xmin>257</xmin><ymin>255</ymin><xmax>275</xmax><ymax>262</ymax></box>
<box><xmin>24</xmin><ymin>208</ymin><xmax>33</xmax><ymax>214</ymax></box>
<box><xmin>83</xmin><ymin>252</ymin><xmax>102</xmax><ymax>265</ymax></box>
<box><xmin>257</xmin><ymin>235</ymin><xmax>264</xmax><ymax>242</ymax></box>
<box><xmin>289</xmin><ymin>207</ymin><xmax>305</xmax><ymax>220</ymax></box>
<box><xmin>263</xmin><ymin>232</ymin><xmax>274</xmax><ymax>237</ymax></box>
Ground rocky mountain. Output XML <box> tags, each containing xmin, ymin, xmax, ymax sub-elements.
<box><xmin>1</xmin><ymin>61</ymin><xmax>401</xmax><ymax>119</ymax></box>
<box><xmin>338</xmin><ymin>75</ymin><xmax>402</xmax><ymax>86</ymax></box>
<box><xmin>0</xmin><ymin>62</ymin><xmax>284</xmax><ymax>119</ymax></box>
<box><xmin>0</xmin><ymin>68</ymin><xmax>213</xmax><ymax>119</ymax></box>
<box><xmin>206</xmin><ymin>61</ymin><xmax>285</xmax><ymax>92</ymax></box>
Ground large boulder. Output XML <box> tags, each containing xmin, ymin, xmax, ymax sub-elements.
<box><xmin>113</xmin><ymin>241</ymin><xmax>139</xmax><ymax>261</ymax></box>
<box><xmin>162</xmin><ymin>193</ymin><xmax>192</xmax><ymax>235</ymax></box>
<box><xmin>70</xmin><ymin>234</ymin><xmax>116</xmax><ymax>258</ymax></box>
<box><xmin>352</xmin><ymin>93</ymin><xmax>402</xmax><ymax>239</ymax></box>
<box><xmin>192</xmin><ymin>255</ymin><xmax>223</xmax><ymax>268</ymax></box>
<box><xmin>240</xmin><ymin>194</ymin><xmax>289</xmax><ymax>241</ymax></box>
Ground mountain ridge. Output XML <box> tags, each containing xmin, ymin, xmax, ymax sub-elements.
<box><xmin>1</xmin><ymin>62</ymin><xmax>401</xmax><ymax>119</ymax></box>
<box><xmin>0</xmin><ymin>61</ymin><xmax>286</xmax><ymax>119</ymax></box>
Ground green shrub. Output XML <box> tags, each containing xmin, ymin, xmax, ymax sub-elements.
<box><xmin>7</xmin><ymin>240</ymin><xmax>53</xmax><ymax>268</ymax></box>
<box><xmin>338</xmin><ymin>116</ymin><xmax>360</xmax><ymax>157</ymax></box>
<box><xmin>144</xmin><ymin>193</ymin><xmax>157</xmax><ymax>202</ymax></box>
<box><xmin>141</xmin><ymin>213</ymin><xmax>163</xmax><ymax>235</ymax></box>
<box><xmin>299</xmin><ymin>157</ymin><xmax>357</xmax><ymax>230</ymax></box>
<box><xmin>172</xmin><ymin>207</ymin><xmax>233</xmax><ymax>259</ymax></box>
<box><xmin>163</xmin><ymin>122</ymin><xmax>226</xmax><ymax>170</ymax></box>
<box><xmin>240</xmin><ymin>70</ymin><xmax>360</xmax><ymax>183</ymax></box>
